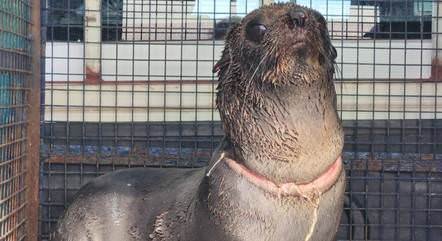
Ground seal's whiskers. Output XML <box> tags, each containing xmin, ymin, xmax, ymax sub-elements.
<box><xmin>239</xmin><ymin>51</ymin><xmax>270</xmax><ymax>128</ymax></box>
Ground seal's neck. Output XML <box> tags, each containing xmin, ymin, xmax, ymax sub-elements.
<box><xmin>217</xmin><ymin>76</ymin><xmax>343</xmax><ymax>183</ymax></box>
<box><xmin>198</xmin><ymin>145</ymin><xmax>345</xmax><ymax>241</ymax></box>
<box><xmin>223</xmin><ymin>155</ymin><xmax>343</xmax><ymax>198</ymax></box>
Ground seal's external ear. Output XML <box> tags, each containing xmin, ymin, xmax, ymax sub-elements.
<box><xmin>213</xmin><ymin>23</ymin><xmax>241</xmax><ymax>74</ymax></box>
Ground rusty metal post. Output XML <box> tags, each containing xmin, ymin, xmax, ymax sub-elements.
<box><xmin>26</xmin><ymin>0</ymin><xmax>42</xmax><ymax>240</ymax></box>
<box><xmin>85</xmin><ymin>0</ymin><xmax>103</xmax><ymax>84</ymax></box>
<box><xmin>432</xmin><ymin>0</ymin><xmax>442</xmax><ymax>80</ymax></box>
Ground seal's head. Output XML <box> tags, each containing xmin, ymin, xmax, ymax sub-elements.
<box><xmin>214</xmin><ymin>3</ymin><xmax>337</xmax><ymax>86</ymax></box>
<box><xmin>215</xmin><ymin>3</ymin><xmax>343</xmax><ymax>183</ymax></box>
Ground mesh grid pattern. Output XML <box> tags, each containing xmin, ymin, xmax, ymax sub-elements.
<box><xmin>40</xmin><ymin>1</ymin><xmax>441</xmax><ymax>240</ymax></box>
<box><xmin>0</xmin><ymin>0</ymin><xmax>32</xmax><ymax>240</ymax></box>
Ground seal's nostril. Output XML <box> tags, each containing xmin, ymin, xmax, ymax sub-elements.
<box><xmin>289</xmin><ymin>10</ymin><xmax>307</xmax><ymax>28</ymax></box>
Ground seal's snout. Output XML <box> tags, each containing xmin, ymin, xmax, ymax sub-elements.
<box><xmin>216</xmin><ymin>3</ymin><xmax>337</xmax><ymax>85</ymax></box>
<box><xmin>288</xmin><ymin>10</ymin><xmax>307</xmax><ymax>28</ymax></box>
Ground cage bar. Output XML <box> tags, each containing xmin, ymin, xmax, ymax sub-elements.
<box><xmin>26</xmin><ymin>0</ymin><xmax>41</xmax><ymax>241</ymax></box>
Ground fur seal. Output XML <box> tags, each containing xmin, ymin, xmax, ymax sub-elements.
<box><xmin>52</xmin><ymin>3</ymin><xmax>344</xmax><ymax>241</ymax></box>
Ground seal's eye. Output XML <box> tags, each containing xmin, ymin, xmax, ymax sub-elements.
<box><xmin>246</xmin><ymin>24</ymin><xmax>267</xmax><ymax>43</ymax></box>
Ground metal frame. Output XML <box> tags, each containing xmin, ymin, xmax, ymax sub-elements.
<box><xmin>26</xmin><ymin>0</ymin><xmax>41</xmax><ymax>240</ymax></box>
<box><xmin>0</xmin><ymin>0</ymin><xmax>40</xmax><ymax>240</ymax></box>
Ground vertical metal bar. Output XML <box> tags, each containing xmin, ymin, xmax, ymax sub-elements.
<box><xmin>373</xmin><ymin>2</ymin><xmax>385</xmax><ymax>240</ymax></box>
<box><xmin>26</xmin><ymin>0</ymin><xmax>41</xmax><ymax>240</ymax></box>
<box><xmin>179</xmin><ymin>0</ymin><xmax>185</xmax><ymax>167</ymax></box>
<box><xmin>146</xmin><ymin>0</ymin><xmax>152</xmax><ymax>167</ymax></box>
<box><xmin>97</xmin><ymin>0</ymin><xmax>106</xmax><ymax>177</ymax></box>
<box><xmin>430</xmin><ymin>2</ymin><xmax>441</xmax><ymax>241</ymax></box>
<box><xmin>113</xmin><ymin>0</ymin><xmax>119</xmax><ymax>172</ymax></box>
<box><xmin>48</xmin><ymin>0</ymin><xmax>55</xmax><ymax>237</ymax></box>
<box><xmin>130</xmin><ymin>0</ymin><xmax>136</xmax><ymax>168</ymax></box>
<box><xmin>391</xmin><ymin>0</ymin><xmax>400</xmax><ymax>239</ymax></box>
<box><xmin>210</xmin><ymin>0</ymin><xmax>216</xmax><ymax>167</ymax></box>
<box><xmin>162</xmin><ymin>0</ymin><xmax>168</xmax><ymax>167</ymax></box>
<box><xmin>64</xmin><ymin>0</ymin><xmax>71</xmax><ymax>213</ymax></box>
<box><xmin>193</xmin><ymin>0</ymin><xmax>201</xmax><ymax>168</ymax></box>
<box><xmin>337</xmin><ymin>2</ymin><xmax>346</xmax><ymax>238</ymax></box>
<box><xmin>369</xmin><ymin>1</ymin><xmax>377</xmax><ymax>239</ymax></box>
<box><xmin>155</xmin><ymin>0</ymin><xmax>159</xmax><ymax>40</ymax></box>
<box><xmin>141</xmin><ymin>0</ymin><xmax>145</xmax><ymax>40</ymax></box>
<box><xmin>432</xmin><ymin>0</ymin><xmax>442</xmax><ymax>80</ymax></box>
<box><xmin>39</xmin><ymin>0</ymin><xmax>47</xmax><ymax>237</ymax></box>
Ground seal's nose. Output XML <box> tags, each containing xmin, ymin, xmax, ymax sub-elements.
<box><xmin>289</xmin><ymin>10</ymin><xmax>307</xmax><ymax>28</ymax></box>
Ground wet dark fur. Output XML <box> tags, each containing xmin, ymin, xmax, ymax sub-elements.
<box><xmin>216</xmin><ymin>3</ymin><xmax>343</xmax><ymax>183</ymax></box>
<box><xmin>53</xmin><ymin>3</ymin><xmax>345</xmax><ymax>241</ymax></box>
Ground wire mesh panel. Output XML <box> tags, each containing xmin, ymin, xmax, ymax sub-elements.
<box><xmin>0</xmin><ymin>0</ymin><xmax>34</xmax><ymax>240</ymax></box>
<box><xmin>40</xmin><ymin>0</ymin><xmax>441</xmax><ymax>240</ymax></box>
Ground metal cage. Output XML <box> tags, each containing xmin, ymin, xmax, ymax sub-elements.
<box><xmin>0</xmin><ymin>0</ymin><xmax>40</xmax><ymax>241</ymax></box>
<box><xmin>39</xmin><ymin>0</ymin><xmax>441</xmax><ymax>240</ymax></box>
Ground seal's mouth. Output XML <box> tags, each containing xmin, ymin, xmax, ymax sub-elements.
<box><xmin>291</xmin><ymin>39</ymin><xmax>307</xmax><ymax>48</ymax></box>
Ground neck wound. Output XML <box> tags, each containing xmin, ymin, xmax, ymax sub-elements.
<box><xmin>224</xmin><ymin>155</ymin><xmax>343</xmax><ymax>198</ymax></box>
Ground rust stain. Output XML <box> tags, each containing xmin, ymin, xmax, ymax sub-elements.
<box><xmin>85</xmin><ymin>66</ymin><xmax>102</xmax><ymax>84</ymax></box>
<box><xmin>430</xmin><ymin>58</ymin><xmax>442</xmax><ymax>81</ymax></box>
<box><xmin>43</xmin><ymin>153</ymin><xmax>442</xmax><ymax>173</ymax></box>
